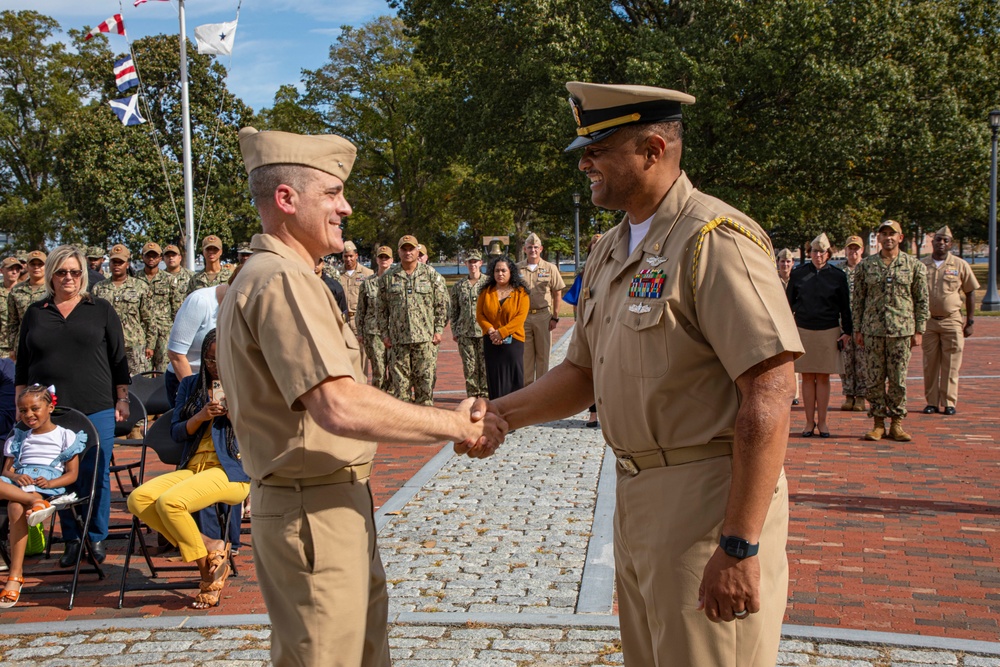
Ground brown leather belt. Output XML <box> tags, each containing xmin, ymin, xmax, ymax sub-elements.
<box><xmin>258</xmin><ymin>462</ymin><xmax>373</xmax><ymax>488</ymax></box>
<box><xmin>529</xmin><ymin>307</ymin><xmax>550</xmax><ymax>314</ymax></box>
<box><xmin>616</xmin><ymin>441</ymin><xmax>733</xmax><ymax>477</ymax></box>
<box><xmin>931</xmin><ymin>315</ymin><xmax>949</xmax><ymax>320</ymax></box>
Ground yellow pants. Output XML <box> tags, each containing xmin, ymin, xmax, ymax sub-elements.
<box><xmin>127</xmin><ymin>466</ymin><xmax>249</xmax><ymax>562</ymax></box>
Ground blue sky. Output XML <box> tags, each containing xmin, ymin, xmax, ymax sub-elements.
<box><xmin>0</xmin><ymin>0</ymin><xmax>395</xmax><ymax>112</ymax></box>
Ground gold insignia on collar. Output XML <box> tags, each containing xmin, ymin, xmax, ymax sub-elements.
<box><xmin>646</xmin><ymin>256</ymin><xmax>668</xmax><ymax>268</ymax></box>
<box><xmin>654</xmin><ymin>243</ymin><xmax>660</xmax><ymax>252</ymax></box>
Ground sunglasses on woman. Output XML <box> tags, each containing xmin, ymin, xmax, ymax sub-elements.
<box><xmin>54</xmin><ymin>269</ymin><xmax>84</xmax><ymax>278</ymax></box>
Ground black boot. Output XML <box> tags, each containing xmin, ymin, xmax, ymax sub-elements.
<box><xmin>90</xmin><ymin>541</ymin><xmax>107</xmax><ymax>564</ymax></box>
<box><xmin>59</xmin><ymin>540</ymin><xmax>81</xmax><ymax>568</ymax></box>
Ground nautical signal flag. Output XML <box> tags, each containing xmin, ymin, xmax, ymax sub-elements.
<box><xmin>109</xmin><ymin>95</ymin><xmax>146</xmax><ymax>126</ymax></box>
<box><xmin>114</xmin><ymin>56</ymin><xmax>139</xmax><ymax>92</ymax></box>
<box><xmin>194</xmin><ymin>20</ymin><xmax>238</xmax><ymax>56</ymax></box>
<box><xmin>85</xmin><ymin>15</ymin><xmax>126</xmax><ymax>41</ymax></box>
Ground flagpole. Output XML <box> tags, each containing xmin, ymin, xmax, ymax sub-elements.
<box><xmin>179</xmin><ymin>0</ymin><xmax>196</xmax><ymax>271</ymax></box>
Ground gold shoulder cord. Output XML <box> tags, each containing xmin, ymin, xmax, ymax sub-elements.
<box><xmin>691</xmin><ymin>216</ymin><xmax>774</xmax><ymax>303</ymax></box>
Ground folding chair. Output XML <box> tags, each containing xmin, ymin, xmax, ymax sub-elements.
<box><xmin>108</xmin><ymin>391</ymin><xmax>147</xmax><ymax>511</ymax></box>
<box><xmin>0</xmin><ymin>407</ymin><xmax>106</xmax><ymax>609</ymax></box>
<box><xmin>116</xmin><ymin>408</ymin><xmax>238</xmax><ymax>608</ymax></box>
<box><xmin>130</xmin><ymin>372</ymin><xmax>170</xmax><ymax>417</ymax></box>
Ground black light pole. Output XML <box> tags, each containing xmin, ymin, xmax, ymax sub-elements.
<box><xmin>984</xmin><ymin>110</ymin><xmax>1000</xmax><ymax>311</ymax></box>
<box><xmin>572</xmin><ymin>192</ymin><xmax>582</xmax><ymax>274</ymax></box>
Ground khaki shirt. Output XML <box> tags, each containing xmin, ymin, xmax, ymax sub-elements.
<box><xmin>566</xmin><ymin>172</ymin><xmax>802</xmax><ymax>455</ymax></box>
<box><xmin>517</xmin><ymin>258</ymin><xmax>566</xmax><ymax>311</ymax></box>
<box><xmin>921</xmin><ymin>253</ymin><xmax>979</xmax><ymax>318</ymax></box>
<box><xmin>217</xmin><ymin>233</ymin><xmax>373</xmax><ymax>481</ymax></box>
<box><xmin>337</xmin><ymin>264</ymin><xmax>374</xmax><ymax>318</ymax></box>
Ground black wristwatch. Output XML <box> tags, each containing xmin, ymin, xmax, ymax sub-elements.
<box><xmin>719</xmin><ymin>535</ymin><xmax>759</xmax><ymax>559</ymax></box>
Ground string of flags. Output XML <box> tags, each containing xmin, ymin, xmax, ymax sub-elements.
<box><xmin>81</xmin><ymin>9</ymin><xmax>240</xmax><ymax>126</ymax></box>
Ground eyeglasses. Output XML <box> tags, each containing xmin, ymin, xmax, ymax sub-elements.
<box><xmin>54</xmin><ymin>269</ymin><xmax>83</xmax><ymax>278</ymax></box>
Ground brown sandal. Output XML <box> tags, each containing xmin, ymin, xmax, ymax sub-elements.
<box><xmin>0</xmin><ymin>575</ymin><xmax>25</xmax><ymax>609</ymax></box>
<box><xmin>191</xmin><ymin>560</ymin><xmax>230</xmax><ymax>609</ymax></box>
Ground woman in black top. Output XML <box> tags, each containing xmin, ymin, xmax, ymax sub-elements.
<box><xmin>787</xmin><ymin>233</ymin><xmax>852</xmax><ymax>438</ymax></box>
<box><xmin>14</xmin><ymin>245</ymin><xmax>131</xmax><ymax>567</ymax></box>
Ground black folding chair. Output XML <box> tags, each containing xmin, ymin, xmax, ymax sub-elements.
<box><xmin>116</xmin><ymin>408</ymin><xmax>238</xmax><ymax>608</ymax></box>
<box><xmin>0</xmin><ymin>407</ymin><xmax>106</xmax><ymax>609</ymax></box>
<box><xmin>130</xmin><ymin>372</ymin><xmax>170</xmax><ymax>417</ymax></box>
<box><xmin>108</xmin><ymin>391</ymin><xmax>147</xmax><ymax>512</ymax></box>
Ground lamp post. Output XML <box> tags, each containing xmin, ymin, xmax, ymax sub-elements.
<box><xmin>572</xmin><ymin>192</ymin><xmax>581</xmax><ymax>274</ymax></box>
<box><xmin>984</xmin><ymin>110</ymin><xmax>1000</xmax><ymax>311</ymax></box>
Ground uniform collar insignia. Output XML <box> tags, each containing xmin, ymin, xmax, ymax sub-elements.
<box><xmin>646</xmin><ymin>256</ymin><xmax>667</xmax><ymax>267</ymax></box>
<box><xmin>628</xmin><ymin>303</ymin><xmax>651</xmax><ymax>314</ymax></box>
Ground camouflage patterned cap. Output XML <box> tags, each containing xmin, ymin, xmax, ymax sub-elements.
<box><xmin>86</xmin><ymin>246</ymin><xmax>106</xmax><ymax>259</ymax></box>
<box><xmin>465</xmin><ymin>249</ymin><xmax>483</xmax><ymax>261</ymax></box>
<box><xmin>236</xmin><ymin>241</ymin><xmax>253</xmax><ymax>255</ymax></box>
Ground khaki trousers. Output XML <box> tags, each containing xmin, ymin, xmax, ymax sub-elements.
<box><xmin>522</xmin><ymin>310</ymin><xmax>552</xmax><ymax>385</ymax></box>
<box><xmin>615</xmin><ymin>457</ymin><xmax>788</xmax><ymax>667</ymax></box>
<box><xmin>250</xmin><ymin>479</ymin><xmax>390</xmax><ymax>667</ymax></box>
<box><xmin>922</xmin><ymin>315</ymin><xmax>965</xmax><ymax>409</ymax></box>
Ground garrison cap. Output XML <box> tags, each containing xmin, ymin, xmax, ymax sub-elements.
<box><xmin>878</xmin><ymin>220</ymin><xmax>902</xmax><ymax>234</ymax></box>
<box><xmin>524</xmin><ymin>232</ymin><xmax>542</xmax><ymax>246</ymax></box>
<box><xmin>810</xmin><ymin>232</ymin><xmax>831</xmax><ymax>252</ymax></box>
<box><xmin>565</xmin><ymin>81</ymin><xmax>696</xmax><ymax>151</ymax></box>
<box><xmin>935</xmin><ymin>225</ymin><xmax>953</xmax><ymax>239</ymax></box>
<box><xmin>238</xmin><ymin>126</ymin><xmax>357</xmax><ymax>183</ymax></box>
<box><xmin>236</xmin><ymin>241</ymin><xmax>254</xmax><ymax>255</ymax></box>
<box><xmin>142</xmin><ymin>242</ymin><xmax>162</xmax><ymax>256</ymax></box>
<box><xmin>776</xmin><ymin>248</ymin><xmax>794</xmax><ymax>261</ymax></box>
<box><xmin>398</xmin><ymin>235</ymin><xmax>418</xmax><ymax>249</ymax></box>
<box><xmin>86</xmin><ymin>246</ymin><xmax>105</xmax><ymax>259</ymax></box>
<box><xmin>27</xmin><ymin>250</ymin><xmax>47</xmax><ymax>263</ymax></box>
<box><xmin>342</xmin><ymin>241</ymin><xmax>357</xmax><ymax>254</ymax></box>
<box><xmin>465</xmin><ymin>249</ymin><xmax>483</xmax><ymax>261</ymax></box>
<box><xmin>109</xmin><ymin>244</ymin><xmax>130</xmax><ymax>261</ymax></box>
<box><xmin>376</xmin><ymin>245</ymin><xmax>393</xmax><ymax>259</ymax></box>
<box><xmin>163</xmin><ymin>244</ymin><xmax>181</xmax><ymax>255</ymax></box>
<box><xmin>845</xmin><ymin>235</ymin><xmax>864</xmax><ymax>249</ymax></box>
<box><xmin>202</xmin><ymin>235</ymin><xmax>223</xmax><ymax>250</ymax></box>
<box><xmin>1</xmin><ymin>256</ymin><xmax>22</xmax><ymax>269</ymax></box>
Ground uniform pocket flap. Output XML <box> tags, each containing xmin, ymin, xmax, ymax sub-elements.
<box><xmin>619</xmin><ymin>301</ymin><xmax>665</xmax><ymax>331</ymax></box>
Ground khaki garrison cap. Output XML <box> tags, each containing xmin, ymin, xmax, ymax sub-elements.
<box><xmin>810</xmin><ymin>232</ymin><xmax>831</xmax><ymax>252</ymax></box>
<box><xmin>202</xmin><ymin>235</ymin><xmax>223</xmax><ymax>250</ymax></box>
<box><xmin>376</xmin><ymin>245</ymin><xmax>393</xmax><ymax>259</ymax></box>
<box><xmin>238</xmin><ymin>127</ymin><xmax>357</xmax><ymax>183</ymax></box>
<box><xmin>2</xmin><ymin>256</ymin><xmax>22</xmax><ymax>269</ymax></box>
<box><xmin>398</xmin><ymin>235</ymin><xmax>418</xmax><ymax>249</ymax></box>
<box><xmin>524</xmin><ymin>232</ymin><xmax>542</xmax><ymax>246</ymax></box>
<box><xmin>935</xmin><ymin>225</ymin><xmax>953</xmax><ymax>239</ymax></box>
<box><xmin>564</xmin><ymin>82</ymin><xmax>696</xmax><ymax>151</ymax></box>
<box><xmin>776</xmin><ymin>248</ymin><xmax>794</xmax><ymax>261</ymax></box>
<box><xmin>342</xmin><ymin>241</ymin><xmax>357</xmax><ymax>253</ymax></box>
<box><xmin>142</xmin><ymin>242</ymin><xmax>162</xmax><ymax>255</ymax></box>
<box><xmin>878</xmin><ymin>220</ymin><xmax>903</xmax><ymax>234</ymax></box>
<box><xmin>164</xmin><ymin>244</ymin><xmax>181</xmax><ymax>255</ymax></box>
<box><xmin>109</xmin><ymin>244</ymin><xmax>130</xmax><ymax>261</ymax></box>
<box><xmin>845</xmin><ymin>235</ymin><xmax>864</xmax><ymax>248</ymax></box>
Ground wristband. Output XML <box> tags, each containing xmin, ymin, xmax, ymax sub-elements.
<box><xmin>551</xmin><ymin>316</ymin><xmax>559</xmax><ymax>321</ymax></box>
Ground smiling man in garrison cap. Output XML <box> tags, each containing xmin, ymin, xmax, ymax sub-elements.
<box><xmin>457</xmin><ymin>82</ymin><xmax>803</xmax><ymax>667</ymax></box>
<box><xmin>217</xmin><ymin>128</ymin><xmax>506</xmax><ymax>667</ymax></box>
<box><xmin>919</xmin><ymin>225</ymin><xmax>979</xmax><ymax>415</ymax></box>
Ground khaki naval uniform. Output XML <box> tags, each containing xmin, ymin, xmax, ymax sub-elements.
<box><xmin>338</xmin><ymin>264</ymin><xmax>374</xmax><ymax>370</ymax></box>
<box><xmin>217</xmin><ymin>234</ymin><xmax>389</xmax><ymax>667</ymax></box>
<box><xmin>517</xmin><ymin>257</ymin><xmax>565</xmax><ymax>384</ymax></box>
<box><xmin>567</xmin><ymin>173</ymin><xmax>802</xmax><ymax>667</ymax></box>
<box><xmin>921</xmin><ymin>253</ymin><xmax>979</xmax><ymax>409</ymax></box>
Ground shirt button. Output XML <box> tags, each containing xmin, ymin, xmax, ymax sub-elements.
<box><xmin>605</xmin><ymin>316</ymin><xmax>611</xmax><ymax>323</ymax></box>
<box><xmin>599</xmin><ymin>357</ymin><xmax>604</xmax><ymax>364</ymax></box>
<box><xmin>598</xmin><ymin>398</ymin><xmax>602</xmax><ymax>405</ymax></box>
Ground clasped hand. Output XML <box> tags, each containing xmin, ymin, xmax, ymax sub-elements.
<box><xmin>453</xmin><ymin>397</ymin><xmax>507</xmax><ymax>458</ymax></box>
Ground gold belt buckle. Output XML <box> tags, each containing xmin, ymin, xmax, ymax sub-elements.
<box><xmin>617</xmin><ymin>455</ymin><xmax>640</xmax><ymax>477</ymax></box>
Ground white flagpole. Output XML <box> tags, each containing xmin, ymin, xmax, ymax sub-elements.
<box><xmin>179</xmin><ymin>0</ymin><xmax>196</xmax><ymax>271</ymax></box>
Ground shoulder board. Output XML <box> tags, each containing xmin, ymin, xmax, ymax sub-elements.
<box><xmin>691</xmin><ymin>216</ymin><xmax>774</xmax><ymax>304</ymax></box>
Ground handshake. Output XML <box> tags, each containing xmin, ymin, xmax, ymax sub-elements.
<box><xmin>453</xmin><ymin>397</ymin><xmax>508</xmax><ymax>458</ymax></box>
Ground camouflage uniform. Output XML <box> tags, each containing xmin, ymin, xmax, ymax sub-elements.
<box><xmin>356</xmin><ymin>272</ymin><xmax>388</xmax><ymax>390</ymax></box>
<box><xmin>322</xmin><ymin>257</ymin><xmax>341</xmax><ymax>281</ymax></box>
<box><xmin>840</xmin><ymin>263</ymin><xmax>866</xmax><ymax>400</ymax></box>
<box><xmin>0</xmin><ymin>283</ymin><xmax>13</xmax><ymax>358</ymax></box>
<box><xmin>852</xmin><ymin>251</ymin><xmax>928</xmax><ymax>420</ymax></box>
<box><xmin>377</xmin><ymin>263</ymin><xmax>448</xmax><ymax>405</ymax></box>
<box><xmin>167</xmin><ymin>267</ymin><xmax>195</xmax><ymax>317</ymax></box>
<box><xmin>6</xmin><ymin>283</ymin><xmax>47</xmax><ymax>355</ymax></box>
<box><xmin>138</xmin><ymin>269</ymin><xmax>176</xmax><ymax>371</ymax></box>
<box><xmin>186</xmin><ymin>265</ymin><xmax>233</xmax><ymax>296</ymax></box>
<box><xmin>450</xmin><ymin>274</ymin><xmax>489</xmax><ymax>397</ymax></box>
<box><xmin>338</xmin><ymin>264</ymin><xmax>375</xmax><ymax>370</ymax></box>
<box><xmin>93</xmin><ymin>277</ymin><xmax>158</xmax><ymax>375</ymax></box>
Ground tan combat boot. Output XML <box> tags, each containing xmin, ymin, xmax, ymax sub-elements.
<box><xmin>853</xmin><ymin>397</ymin><xmax>867</xmax><ymax>411</ymax></box>
<box><xmin>888</xmin><ymin>418</ymin><xmax>912</xmax><ymax>442</ymax></box>
<box><xmin>840</xmin><ymin>397</ymin><xmax>855</xmax><ymax>411</ymax></box>
<box><xmin>864</xmin><ymin>418</ymin><xmax>885</xmax><ymax>441</ymax></box>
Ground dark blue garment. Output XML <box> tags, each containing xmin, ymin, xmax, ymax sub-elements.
<box><xmin>170</xmin><ymin>375</ymin><xmax>249</xmax><ymax>484</ymax></box>
<box><xmin>0</xmin><ymin>358</ymin><xmax>15</xmax><ymax>436</ymax></box>
<box><xmin>59</xmin><ymin>408</ymin><xmax>115</xmax><ymax>543</ymax></box>
<box><xmin>563</xmin><ymin>273</ymin><xmax>583</xmax><ymax>307</ymax></box>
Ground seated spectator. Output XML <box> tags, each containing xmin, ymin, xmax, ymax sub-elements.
<box><xmin>126</xmin><ymin>329</ymin><xmax>249</xmax><ymax>609</ymax></box>
<box><xmin>166</xmin><ymin>285</ymin><xmax>227</xmax><ymax>408</ymax></box>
